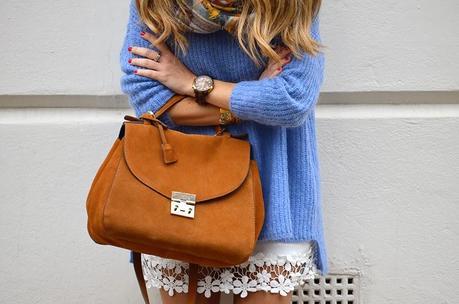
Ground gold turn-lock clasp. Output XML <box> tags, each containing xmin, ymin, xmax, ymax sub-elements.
<box><xmin>170</xmin><ymin>191</ymin><xmax>196</xmax><ymax>219</ymax></box>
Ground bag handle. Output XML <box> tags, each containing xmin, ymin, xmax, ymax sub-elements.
<box><xmin>124</xmin><ymin>94</ymin><xmax>231</xmax><ymax>144</ymax></box>
<box><xmin>124</xmin><ymin>94</ymin><xmax>229</xmax><ymax>165</ymax></box>
<box><xmin>153</xmin><ymin>94</ymin><xmax>228</xmax><ymax>136</ymax></box>
<box><xmin>153</xmin><ymin>94</ymin><xmax>188</xmax><ymax>119</ymax></box>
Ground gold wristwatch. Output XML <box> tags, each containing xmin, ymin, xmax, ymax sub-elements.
<box><xmin>219</xmin><ymin>108</ymin><xmax>241</xmax><ymax>125</ymax></box>
<box><xmin>192</xmin><ymin>75</ymin><xmax>214</xmax><ymax>105</ymax></box>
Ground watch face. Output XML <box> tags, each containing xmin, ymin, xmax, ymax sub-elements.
<box><xmin>194</xmin><ymin>75</ymin><xmax>213</xmax><ymax>92</ymax></box>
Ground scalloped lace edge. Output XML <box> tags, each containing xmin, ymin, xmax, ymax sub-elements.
<box><xmin>141</xmin><ymin>245</ymin><xmax>320</xmax><ymax>298</ymax></box>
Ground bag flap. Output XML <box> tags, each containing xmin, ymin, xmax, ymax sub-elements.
<box><xmin>123</xmin><ymin>122</ymin><xmax>251</xmax><ymax>202</ymax></box>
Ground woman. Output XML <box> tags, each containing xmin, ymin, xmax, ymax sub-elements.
<box><xmin>119</xmin><ymin>0</ymin><xmax>328</xmax><ymax>303</ymax></box>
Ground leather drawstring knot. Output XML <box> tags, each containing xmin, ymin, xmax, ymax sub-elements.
<box><xmin>140</xmin><ymin>112</ymin><xmax>178</xmax><ymax>164</ymax></box>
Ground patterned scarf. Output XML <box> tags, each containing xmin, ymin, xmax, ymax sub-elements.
<box><xmin>176</xmin><ymin>0</ymin><xmax>251</xmax><ymax>34</ymax></box>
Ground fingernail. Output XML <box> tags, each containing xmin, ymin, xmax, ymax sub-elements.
<box><xmin>140</xmin><ymin>31</ymin><xmax>145</xmax><ymax>36</ymax></box>
<box><xmin>128</xmin><ymin>58</ymin><xmax>132</xmax><ymax>64</ymax></box>
<box><xmin>128</xmin><ymin>46</ymin><xmax>132</xmax><ymax>52</ymax></box>
<box><xmin>134</xmin><ymin>70</ymin><xmax>138</xmax><ymax>74</ymax></box>
<box><xmin>277</xmin><ymin>67</ymin><xmax>282</xmax><ymax>71</ymax></box>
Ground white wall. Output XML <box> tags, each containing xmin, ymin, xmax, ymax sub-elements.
<box><xmin>321</xmin><ymin>0</ymin><xmax>459</xmax><ymax>92</ymax></box>
<box><xmin>1</xmin><ymin>0</ymin><xmax>458</xmax><ymax>303</ymax></box>
<box><xmin>0</xmin><ymin>0</ymin><xmax>458</xmax><ymax>94</ymax></box>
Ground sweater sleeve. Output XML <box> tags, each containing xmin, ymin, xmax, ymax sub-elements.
<box><xmin>229</xmin><ymin>16</ymin><xmax>325</xmax><ymax>128</ymax></box>
<box><xmin>119</xmin><ymin>0</ymin><xmax>178</xmax><ymax>128</ymax></box>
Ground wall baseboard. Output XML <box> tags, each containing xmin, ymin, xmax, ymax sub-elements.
<box><xmin>0</xmin><ymin>91</ymin><xmax>458</xmax><ymax>108</ymax></box>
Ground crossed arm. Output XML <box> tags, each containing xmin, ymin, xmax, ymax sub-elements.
<box><xmin>120</xmin><ymin>0</ymin><xmax>324</xmax><ymax>129</ymax></box>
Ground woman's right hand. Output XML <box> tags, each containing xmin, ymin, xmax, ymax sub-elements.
<box><xmin>259</xmin><ymin>45</ymin><xmax>292</xmax><ymax>80</ymax></box>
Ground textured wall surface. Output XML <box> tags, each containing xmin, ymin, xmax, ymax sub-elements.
<box><xmin>0</xmin><ymin>0</ymin><xmax>458</xmax><ymax>94</ymax></box>
<box><xmin>320</xmin><ymin>0</ymin><xmax>459</xmax><ymax>92</ymax></box>
<box><xmin>1</xmin><ymin>105</ymin><xmax>458</xmax><ymax>303</ymax></box>
<box><xmin>1</xmin><ymin>0</ymin><xmax>458</xmax><ymax>303</ymax></box>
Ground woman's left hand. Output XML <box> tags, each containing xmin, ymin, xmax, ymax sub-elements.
<box><xmin>128</xmin><ymin>31</ymin><xmax>196</xmax><ymax>96</ymax></box>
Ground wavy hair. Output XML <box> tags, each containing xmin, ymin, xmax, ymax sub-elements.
<box><xmin>135</xmin><ymin>0</ymin><xmax>322</xmax><ymax>67</ymax></box>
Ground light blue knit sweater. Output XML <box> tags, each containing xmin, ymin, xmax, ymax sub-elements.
<box><xmin>119</xmin><ymin>0</ymin><xmax>328</xmax><ymax>274</ymax></box>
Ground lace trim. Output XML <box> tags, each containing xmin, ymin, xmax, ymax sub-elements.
<box><xmin>141</xmin><ymin>245</ymin><xmax>319</xmax><ymax>298</ymax></box>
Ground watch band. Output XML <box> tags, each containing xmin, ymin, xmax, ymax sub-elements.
<box><xmin>195</xmin><ymin>91</ymin><xmax>208</xmax><ymax>105</ymax></box>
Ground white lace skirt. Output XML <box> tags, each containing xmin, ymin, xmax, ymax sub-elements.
<box><xmin>141</xmin><ymin>240</ymin><xmax>320</xmax><ymax>298</ymax></box>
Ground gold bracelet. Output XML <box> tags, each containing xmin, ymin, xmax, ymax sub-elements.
<box><xmin>219</xmin><ymin>108</ymin><xmax>240</xmax><ymax>125</ymax></box>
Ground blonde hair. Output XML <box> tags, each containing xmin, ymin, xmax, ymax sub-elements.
<box><xmin>135</xmin><ymin>0</ymin><xmax>322</xmax><ymax>67</ymax></box>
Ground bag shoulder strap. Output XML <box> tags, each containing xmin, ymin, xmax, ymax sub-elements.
<box><xmin>133</xmin><ymin>252</ymin><xmax>149</xmax><ymax>303</ymax></box>
<box><xmin>133</xmin><ymin>251</ymin><xmax>199</xmax><ymax>304</ymax></box>
<box><xmin>152</xmin><ymin>94</ymin><xmax>225</xmax><ymax>135</ymax></box>
<box><xmin>154</xmin><ymin>94</ymin><xmax>188</xmax><ymax>119</ymax></box>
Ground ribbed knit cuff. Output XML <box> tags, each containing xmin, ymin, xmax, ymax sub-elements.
<box><xmin>229</xmin><ymin>80</ymin><xmax>265</xmax><ymax>122</ymax></box>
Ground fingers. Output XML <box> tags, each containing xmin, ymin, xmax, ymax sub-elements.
<box><xmin>140</xmin><ymin>30</ymin><xmax>171</xmax><ymax>55</ymax></box>
<box><xmin>267</xmin><ymin>46</ymin><xmax>292</xmax><ymax>66</ymax></box>
<box><xmin>263</xmin><ymin>45</ymin><xmax>292</xmax><ymax>78</ymax></box>
<box><xmin>133</xmin><ymin>68</ymin><xmax>161</xmax><ymax>80</ymax></box>
<box><xmin>271</xmin><ymin>45</ymin><xmax>292</xmax><ymax>62</ymax></box>
<box><xmin>259</xmin><ymin>58</ymin><xmax>287</xmax><ymax>79</ymax></box>
<box><xmin>127</xmin><ymin>30</ymin><xmax>172</xmax><ymax>70</ymax></box>
<box><xmin>275</xmin><ymin>45</ymin><xmax>292</xmax><ymax>59</ymax></box>
<box><xmin>128</xmin><ymin>56</ymin><xmax>160</xmax><ymax>70</ymax></box>
<box><xmin>129</xmin><ymin>45</ymin><xmax>161</xmax><ymax>62</ymax></box>
<box><xmin>270</xmin><ymin>54</ymin><xmax>292</xmax><ymax>71</ymax></box>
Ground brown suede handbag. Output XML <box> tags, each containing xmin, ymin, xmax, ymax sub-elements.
<box><xmin>85</xmin><ymin>94</ymin><xmax>265</xmax><ymax>304</ymax></box>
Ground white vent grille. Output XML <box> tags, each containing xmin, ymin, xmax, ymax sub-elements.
<box><xmin>292</xmin><ymin>272</ymin><xmax>360</xmax><ymax>304</ymax></box>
